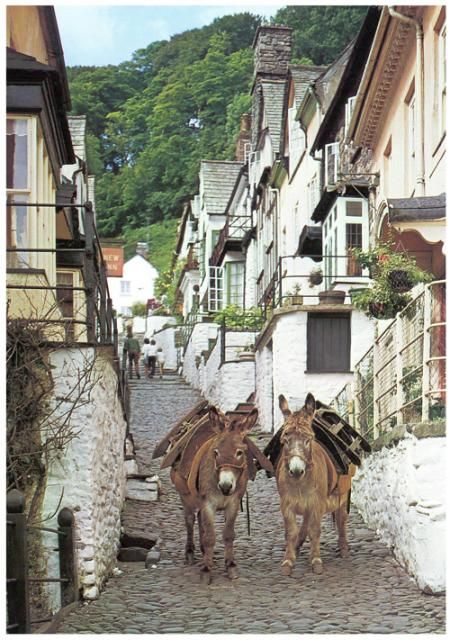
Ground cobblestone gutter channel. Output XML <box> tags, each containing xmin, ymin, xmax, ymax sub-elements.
<box><xmin>57</xmin><ymin>373</ymin><xmax>445</xmax><ymax>634</ymax></box>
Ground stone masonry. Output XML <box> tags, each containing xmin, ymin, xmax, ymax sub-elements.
<box><xmin>57</xmin><ymin>373</ymin><xmax>445</xmax><ymax>634</ymax></box>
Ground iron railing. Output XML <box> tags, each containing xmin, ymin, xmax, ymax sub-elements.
<box><xmin>331</xmin><ymin>280</ymin><xmax>446</xmax><ymax>443</ymax></box>
<box><xmin>7</xmin><ymin>489</ymin><xmax>78</xmax><ymax>634</ymax></box>
<box><xmin>210</xmin><ymin>214</ymin><xmax>252</xmax><ymax>266</ymax></box>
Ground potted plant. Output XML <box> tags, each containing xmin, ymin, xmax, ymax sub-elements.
<box><xmin>350</xmin><ymin>244</ymin><xmax>432</xmax><ymax>319</ymax></box>
<box><xmin>238</xmin><ymin>342</ymin><xmax>255</xmax><ymax>361</ymax></box>
<box><xmin>308</xmin><ymin>267</ymin><xmax>323</xmax><ymax>287</ymax></box>
<box><xmin>285</xmin><ymin>283</ymin><xmax>303</xmax><ymax>305</ymax></box>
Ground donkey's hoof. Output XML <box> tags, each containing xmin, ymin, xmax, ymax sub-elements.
<box><xmin>340</xmin><ymin>547</ymin><xmax>350</xmax><ymax>558</ymax></box>
<box><xmin>312</xmin><ymin>559</ymin><xmax>323</xmax><ymax>574</ymax></box>
<box><xmin>185</xmin><ymin>552</ymin><xmax>195</xmax><ymax>565</ymax></box>
<box><xmin>199</xmin><ymin>568</ymin><xmax>212</xmax><ymax>584</ymax></box>
<box><xmin>227</xmin><ymin>565</ymin><xmax>239</xmax><ymax>580</ymax></box>
<box><xmin>281</xmin><ymin>562</ymin><xmax>293</xmax><ymax>576</ymax></box>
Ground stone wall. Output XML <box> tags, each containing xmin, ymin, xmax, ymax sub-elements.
<box><xmin>43</xmin><ymin>346</ymin><xmax>127</xmax><ymax>606</ymax></box>
<box><xmin>352</xmin><ymin>426</ymin><xmax>446</xmax><ymax>594</ymax></box>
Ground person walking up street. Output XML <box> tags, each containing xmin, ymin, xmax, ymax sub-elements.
<box><xmin>157</xmin><ymin>347</ymin><xmax>165</xmax><ymax>379</ymax></box>
<box><xmin>142</xmin><ymin>338</ymin><xmax>152</xmax><ymax>378</ymax></box>
<box><xmin>123</xmin><ymin>327</ymin><xmax>141</xmax><ymax>379</ymax></box>
<box><xmin>146</xmin><ymin>339</ymin><xmax>158</xmax><ymax>378</ymax></box>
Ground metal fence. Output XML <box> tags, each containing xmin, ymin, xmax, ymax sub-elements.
<box><xmin>331</xmin><ymin>280</ymin><xmax>446</xmax><ymax>443</ymax></box>
<box><xmin>7</xmin><ymin>489</ymin><xmax>78</xmax><ymax>633</ymax></box>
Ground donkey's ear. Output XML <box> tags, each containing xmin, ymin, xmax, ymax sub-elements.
<box><xmin>237</xmin><ymin>407</ymin><xmax>258</xmax><ymax>433</ymax></box>
<box><xmin>304</xmin><ymin>393</ymin><xmax>316</xmax><ymax>416</ymax></box>
<box><xmin>279</xmin><ymin>395</ymin><xmax>291</xmax><ymax>417</ymax></box>
<box><xmin>209</xmin><ymin>405</ymin><xmax>226</xmax><ymax>432</ymax></box>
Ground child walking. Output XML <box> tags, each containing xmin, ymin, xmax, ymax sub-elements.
<box><xmin>157</xmin><ymin>347</ymin><xmax>165</xmax><ymax>379</ymax></box>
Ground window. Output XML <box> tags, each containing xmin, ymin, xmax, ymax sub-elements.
<box><xmin>288</xmin><ymin>106</ymin><xmax>305</xmax><ymax>171</ymax></box>
<box><xmin>7</xmin><ymin>118</ymin><xmax>30</xmax><ymax>268</ymax></box>
<box><xmin>208</xmin><ymin>266</ymin><xmax>223</xmax><ymax>312</ymax></box>
<box><xmin>121</xmin><ymin>280</ymin><xmax>131</xmax><ymax>295</ymax></box>
<box><xmin>325</xmin><ymin>142</ymin><xmax>339</xmax><ymax>186</ymax></box>
<box><xmin>308</xmin><ymin>174</ymin><xmax>320</xmax><ymax>215</ymax></box>
<box><xmin>56</xmin><ymin>271</ymin><xmax>75</xmax><ymax>340</ymax></box>
<box><xmin>227</xmin><ymin>262</ymin><xmax>244</xmax><ymax>306</ymax></box>
<box><xmin>346</xmin><ymin>224</ymin><xmax>363</xmax><ymax>276</ymax></box>
<box><xmin>344</xmin><ymin>96</ymin><xmax>357</xmax><ymax>136</ymax></box>
<box><xmin>307</xmin><ymin>313</ymin><xmax>351</xmax><ymax>372</ymax></box>
<box><xmin>120</xmin><ymin>306</ymin><xmax>132</xmax><ymax>316</ymax></box>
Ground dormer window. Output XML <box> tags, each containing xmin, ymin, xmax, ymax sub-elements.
<box><xmin>288</xmin><ymin>106</ymin><xmax>305</xmax><ymax>171</ymax></box>
<box><xmin>325</xmin><ymin>142</ymin><xmax>340</xmax><ymax>187</ymax></box>
<box><xmin>345</xmin><ymin>96</ymin><xmax>357</xmax><ymax>136</ymax></box>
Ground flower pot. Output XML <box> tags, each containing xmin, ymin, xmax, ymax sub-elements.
<box><xmin>291</xmin><ymin>295</ymin><xmax>303</xmax><ymax>305</ymax></box>
<box><xmin>387</xmin><ymin>270</ymin><xmax>413</xmax><ymax>293</ymax></box>
<box><xmin>368</xmin><ymin>300</ymin><xmax>407</xmax><ymax>319</ymax></box>
<box><xmin>238</xmin><ymin>351</ymin><xmax>255</xmax><ymax>361</ymax></box>
<box><xmin>319</xmin><ymin>290</ymin><xmax>346</xmax><ymax>305</ymax></box>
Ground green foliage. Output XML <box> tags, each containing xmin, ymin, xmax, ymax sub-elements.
<box><xmin>350</xmin><ymin>244</ymin><xmax>432</xmax><ymax>319</ymax></box>
<box><xmin>120</xmin><ymin>219</ymin><xmax>178</xmax><ymax>273</ymax></box>
<box><xmin>131</xmin><ymin>302</ymin><xmax>147</xmax><ymax>317</ymax></box>
<box><xmin>213</xmin><ymin>305</ymin><xmax>263</xmax><ymax>330</ymax></box>
<box><xmin>67</xmin><ymin>9</ymin><xmax>364</xmax><ymax>239</ymax></box>
<box><xmin>273</xmin><ymin>5</ymin><xmax>368</xmax><ymax>65</ymax></box>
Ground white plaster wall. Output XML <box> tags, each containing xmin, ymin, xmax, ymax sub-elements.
<box><xmin>151</xmin><ymin>326</ymin><xmax>179</xmax><ymax>371</ymax></box>
<box><xmin>261</xmin><ymin>309</ymin><xmax>374</xmax><ymax>432</ymax></box>
<box><xmin>182</xmin><ymin>322</ymin><xmax>219</xmax><ymax>388</ymax></box>
<box><xmin>43</xmin><ymin>346</ymin><xmax>127</xmax><ymax>606</ymax></box>
<box><xmin>107</xmin><ymin>255</ymin><xmax>159</xmax><ymax>317</ymax></box>
<box><xmin>145</xmin><ymin>315</ymin><xmax>177</xmax><ymax>338</ymax></box>
<box><xmin>255</xmin><ymin>343</ymin><xmax>274</xmax><ymax>433</ymax></box>
<box><xmin>244</xmin><ymin>239</ymin><xmax>258</xmax><ymax>308</ymax></box>
<box><xmin>352</xmin><ymin>434</ymin><xmax>446</xmax><ymax>594</ymax></box>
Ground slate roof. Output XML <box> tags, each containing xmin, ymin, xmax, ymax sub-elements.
<box><xmin>387</xmin><ymin>194</ymin><xmax>446</xmax><ymax>222</ymax></box>
<box><xmin>200</xmin><ymin>161</ymin><xmax>242</xmax><ymax>215</ymax></box>
<box><xmin>314</xmin><ymin>39</ymin><xmax>355</xmax><ymax>113</ymax></box>
<box><xmin>261</xmin><ymin>80</ymin><xmax>286</xmax><ymax>153</ymax></box>
<box><xmin>289</xmin><ymin>65</ymin><xmax>326</xmax><ymax>107</ymax></box>
<box><xmin>68</xmin><ymin>116</ymin><xmax>87</xmax><ymax>161</ymax></box>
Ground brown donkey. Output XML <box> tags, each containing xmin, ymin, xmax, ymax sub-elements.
<box><xmin>276</xmin><ymin>393</ymin><xmax>352</xmax><ymax>576</ymax></box>
<box><xmin>169</xmin><ymin>405</ymin><xmax>272</xmax><ymax>583</ymax></box>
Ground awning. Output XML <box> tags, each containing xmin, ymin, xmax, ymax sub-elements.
<box><xmin>296</xmin><ymin>225</ymin><xmax>322</xmax><ymax>262</ymax></box>
<box><xmin>387</xmin><ymin>194</ymin><xmax>446</xmax><ymax>222</ymax></box>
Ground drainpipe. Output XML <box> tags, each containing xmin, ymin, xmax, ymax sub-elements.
<box><xmin>388</xmin><ymin>6</ymin><xmax>425</xmax><ymax>196</ymax></box>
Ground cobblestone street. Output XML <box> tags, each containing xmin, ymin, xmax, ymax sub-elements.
<box><xmin>58</xmin><ymin>373</ymin><xmax>445</xmax><ymax>634</ymax></box>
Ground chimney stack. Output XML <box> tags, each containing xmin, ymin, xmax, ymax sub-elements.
<box><xmin>235</xmin><ymin>114</ymin><xmax>252</xmax><ymax>162</ymax></box>
<box><xmin>252</xmin><ymin>25</ymin><xmax>293</xmax><ymax>79</ymax></box>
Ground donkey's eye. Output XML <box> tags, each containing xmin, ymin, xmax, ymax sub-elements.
<box><xmin>236</xmin><ymin>449</ymin><xmax>244</xmax><ymax>458</ymax></box>
<box><xmin>214</xmin><ymin>449</ymin><xmax>219</xmax><ymax>457</ymax></box>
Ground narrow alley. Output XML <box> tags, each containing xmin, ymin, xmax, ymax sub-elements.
<box><xmin>57</xmin><ymin>374</ymin><xmax>445</xmax><ymax>635</ymax></box>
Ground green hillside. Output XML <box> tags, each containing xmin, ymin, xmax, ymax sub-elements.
<box><xmin>68</xmin><ymin>7</ymin><xmax>367</xmax><ymax>274</ymax></box>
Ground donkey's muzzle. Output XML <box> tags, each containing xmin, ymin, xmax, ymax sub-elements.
<box><xmin>218</xmin><ymin>469</ymin><xmax>236</xmax><ymax>495</ymax></box>
<box><xmin>288</xmin><ymin>456</ymin><xmax>306</xmax><ymax>478</ymax></box>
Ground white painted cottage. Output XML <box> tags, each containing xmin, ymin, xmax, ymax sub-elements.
<box><xmin>107</xmin><ymin>248</ymin><xmax>159</xmax><ymax>330</ymax></box>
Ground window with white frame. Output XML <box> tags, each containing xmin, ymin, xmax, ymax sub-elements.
<box><xmin>324</xmin><ymin>142</ymin><xmax>340</xmax><ymax>186</ymax></box>
<box><xmin>227</xmin><ymin>262</ymin><xmax>244</xmax><ymax>306</ymax></box>
<box><xmin>121</xmin><ymin>280</ymin><xmax>131</xmax><ymax>295</ymax></box>
<box><xmin>6</xmin><ymin>115</ymin><xmax>56</xmax><ymax>275</ymax></box>
<box><xmin>288</xmin><ymin>106</ymin><xmax>305</xmax><ymax>171</ymax></box>
<box><xmin>344</xmin><ymin>96</ymin><xmax>357</xmax><ymax>137</ymax></box>
<box><xmin>208</xmin><ymin>266</ymin><xmax>223</xmax><ymax>312</ymax></box>
<box><xmin>323</xmin><ymin>197</ymin><xmax>368</xmax><ymax>286</ymax></box>
<box><xmin>308</xmin><ymin>174</ymin><xmax>320</xmax><ymax>216</ymax></box>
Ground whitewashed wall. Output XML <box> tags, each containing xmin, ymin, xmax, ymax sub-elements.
<box><xmin>182</xmin><ymin>322</ymin><xmax>219</xmax><ymax>388</ymax></box>
<box><xmin>352</xmin><ymin>433</ymin><xmax>446</xmax><ymax>594</ymax></box>
<box><xmin>43</xmin><ymin>346</ymin><xmax>127</xmax><ymax>606</ymax></box>
<box><xmin>151</xmin><ymin>325</ymin><xmax>179</xmax><ymax>371</ymax></box>
<box><xmin>255</xmin><ymin>343</ymin><xmax>274</xmax><ymax>432</ymax></box>
<box><xmin>257</xmin><ymin>308</ymin><xmax>374</xmax><ymax>432</ymax></box>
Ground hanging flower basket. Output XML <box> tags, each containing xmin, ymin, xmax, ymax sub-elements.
<box><xmin>387</xmin><ymin>270</ymin><xmax>413</xmax><ymax>293</ymax></box>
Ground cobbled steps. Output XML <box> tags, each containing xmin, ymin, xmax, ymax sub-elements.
<box><xmin>57</xmin><ymin>374</ymin><xmax>446</xmax><ymax>634</ymax></box>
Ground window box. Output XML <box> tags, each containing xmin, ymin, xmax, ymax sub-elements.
<box><xmin>319</xmin><ymin>290</ymin><xmax>346</xmax><ymax>305</ymax></box>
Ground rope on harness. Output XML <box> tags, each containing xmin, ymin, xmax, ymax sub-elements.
<box><xmin>246</xmin><ymin>491</ymin><xmax>250</xmax><ymax>536</ymax></box>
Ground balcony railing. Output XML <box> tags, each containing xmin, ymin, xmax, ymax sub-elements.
<box><xmin>210</xmin><ymin>214</ymin><xmax>252</xmax><ymax>266</ymax></box>
<box><xmin>331</xmin><ymin>280</ymin><xmax>446</xmax><ymax>443</ymax></box>
<box><xmin>6</xmin><ymin>201</ymin><xmax>117</xmax><ymax>349</ymax></box>
<box><xmin>257</xmin><ymin>254</ymin><xmax>370</xmax><ymax>320</ymax></box>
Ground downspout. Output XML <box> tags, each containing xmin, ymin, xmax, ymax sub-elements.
<box><xmin>388</xmin><ymin>6</ymin><xmax>425</xmax><ymax>196</ymax></box>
